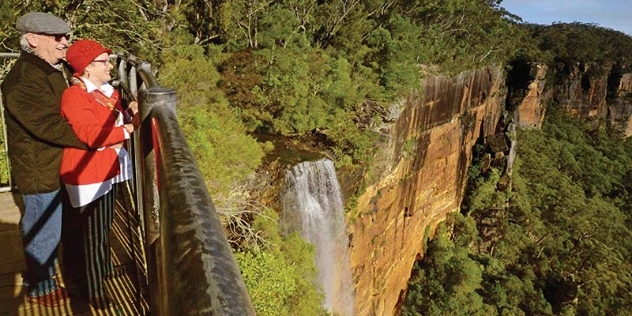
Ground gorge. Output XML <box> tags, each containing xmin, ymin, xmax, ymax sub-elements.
<box><xmin>274</xmin><ymin>61</ymin><xmax>632</xmax><ymax>315</ymax></box>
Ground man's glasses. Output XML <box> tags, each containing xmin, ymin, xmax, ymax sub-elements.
<box><xmin>38</xmin><ymin>33</ymin><xmax>70</xmax><ymax>42</ymax></box>
<box><xmin>92</xmin><ymin>59</ymin><xmax>112</xmax><ymax>66</ymax></box>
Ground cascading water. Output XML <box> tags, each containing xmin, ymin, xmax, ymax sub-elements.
<box><xmin>282</xmin><ymin>158</ymin><xmax>355</xmax><ymax>316</ymax></box>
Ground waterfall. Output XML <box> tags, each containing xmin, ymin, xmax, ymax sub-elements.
<box><xmin>282</xmin><ymin>158</ymin><xmax>355</xmax><ymax>316</ymax></box>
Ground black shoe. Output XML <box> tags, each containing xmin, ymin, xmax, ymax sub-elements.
<box><xmin>63</xmin><ymin>278</ymin><xmax>86</xmax><ymax>295</ymax></box>
<box><xmin>26</xmin><ymin>287</ymin><xmax>71</xmax><ymax>307</ymax></box>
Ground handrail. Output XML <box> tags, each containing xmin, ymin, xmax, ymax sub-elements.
<box><xmin>118</xmin><ymin>55</ymin><xmax>256</xmax><ymax>316</ymax></box>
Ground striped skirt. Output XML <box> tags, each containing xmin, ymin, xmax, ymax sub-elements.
<box><xmin>66</xmin><ymin>185</ymin><xmax>116</xmax><ymax>299</ymax></box>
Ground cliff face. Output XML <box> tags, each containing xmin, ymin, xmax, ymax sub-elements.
<box><xmin>513</xmin><ymin>63</ymin><xmax>548</xmax><ymax>129</ymax></box>
<box><xmin>547</xmin><ymin>64</ymin><xmax>632</xmax><ymax>136</ymax></box>
<box><xmin>348</xmin><ymin>67</ymin><xmax>505</xmax><ymax>316</ymax></box>
<box><xmin>553</xmin><ymin>64</ymin><xmax>610</xmax><ymax>133</ymax></box>
<box><xmin>610</xmin><ymin>73</ymin><xmax>632</xmax><ymax>136</ymax></box>
<box><xmin>509</xmin><ymin>62</ymin><xmax>632</xmax><ymax>136</ymax></box>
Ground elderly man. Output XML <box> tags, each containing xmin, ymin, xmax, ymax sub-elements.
<box><xmin>1</xmin><ymin>12</ymin><xmax>86</xmax><ymax>307</ymax></box>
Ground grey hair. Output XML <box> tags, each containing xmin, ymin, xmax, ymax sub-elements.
<box><xmin>19</xmin><ymin>34</ymin><xmax>35</xmax><ymax>54</ymax></box>
<box><xmin>19</xmin><ymin>34</ymin><xmax>62</xmax><ymax>70</ymax></box>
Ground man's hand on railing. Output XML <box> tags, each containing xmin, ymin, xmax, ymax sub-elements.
<box><xmin>123</xmin><ymin>101</ymin><xmax>140</xmax><ymax>134</ymax></box>
<box><xmin>109</xmin><ymin>142</ymin><xmax>124</xmax><ymax>149</ymax></box>
<box><xmin>124</xmin><ymin>115</ymin><xmax>140</xmax><ymax>134</ymax></box>
<box><xmin>122</xmin><ymin>101</ymin><xmax>139</xmax><ymax>131</ymax></box>
<box><xmin>132</xmin><ymin>112</ymin><xmax>140</xmax><ymax>129</ymax></box>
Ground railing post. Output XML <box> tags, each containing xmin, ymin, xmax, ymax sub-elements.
<box><xmin>138</xmin><ymin>82</ymin><xmax>177</xmax><ymax>316</ymax></box>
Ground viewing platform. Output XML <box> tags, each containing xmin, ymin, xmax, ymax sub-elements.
<box><xmin>0</xmin><ymin>191</ymin><xmax>148</xmax><ymax>315</ymax></box>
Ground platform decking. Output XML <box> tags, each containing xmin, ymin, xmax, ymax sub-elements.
<box><xmin>0</xmin><ymin>191</ymin><xmax>148</xmax><ymax>316</ymax></box>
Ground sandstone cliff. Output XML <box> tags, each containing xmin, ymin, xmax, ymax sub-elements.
<box><xmin>508</xmin><ymin>62</ymin><xmax>632</xmax><ymax>135</ymax></box>
<box><xmin>610</xmin><ymin>73</ymin><xmax>632</xmax><ymax>136</ymax></box>
<box><xmin>511</xmin><ymin>62</ymin><xmax>548</xmax><ymax>129</ymax></box>
<box><xmin>547</xmin><ymin>63</ymin><xmax>632</xmax><ymax>136</ymax></box>
<box><xmin>554</xmin><ymin>64</ymin><xmax>609</xmax><ymax>132</ymax></box>
<box><xmin>348</xmin><ymin>66</ymin><xmax>505</xmax><ymax>316</ymax></box>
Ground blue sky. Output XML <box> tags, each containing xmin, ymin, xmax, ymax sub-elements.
<box><xmin>500</xmin><ymin>0</ymin><xmax>632</xmax><ymax>36</ymax></box>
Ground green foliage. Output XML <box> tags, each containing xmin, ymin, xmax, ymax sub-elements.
<box><xmin>157</xmin><ymin>51</ymin><xmax>265</xmax><ymax>194</ymax></box>
<box><xmin>217</xmin><ymin>44</ymin><xmax>377</xmax><ymax>164</ymax></box>
<box><xmin>235</xmin><ymin>208</ymin><xmax>327</xmax><ymax>316</ymax></box>
<box><xmin>390</xmin><ymin>0</ymin><xmax>531</xmax><ymax>74</ymax></box>
<box><xmin>364</xmin><ymin>18</ymin><xmax>422</xmax><ymax>98</ymax></box>
<box><xmin>531</xmin><ymin>22</ymin><xmax>632</xmax><ymax>68</ymax></box>
<box><xmin>511</xmin><ymin>112</ymin><xmax>632</xmax><ymax>314</ymax></box>
<box><xmin>402</xmin><ymin>214</ymin><xmax>494</xmax><ymax>316</ymax></box>
<box><xmin>235</xmin><ymin>250</ymin><xmax>297</xmax><ymax>315</ymax></box>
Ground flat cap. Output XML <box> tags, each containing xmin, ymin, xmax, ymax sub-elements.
<box><xmin>16</xmin><ymin>12</ymin><xmax>71</xmax><ymax>35</ymax></box>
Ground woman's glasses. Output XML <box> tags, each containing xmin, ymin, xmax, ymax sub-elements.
<box><xmin>92</xmin><ymin>59</ymin><xmax>112</xmax><ymax>66</ymax></box>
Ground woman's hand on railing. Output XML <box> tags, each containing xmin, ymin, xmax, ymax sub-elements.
<box><xmin>128</xmin><ymin>101</ymin><xmax>138</xmax><ymax>115</ymax></box>
<box><xmin>124</xmin><ymin>124</ymin><xmax>135</xmax><ymax>134</ymax></box>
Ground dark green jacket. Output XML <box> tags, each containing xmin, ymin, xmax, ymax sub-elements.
<box><xmin>1</xmin><ymin>51</ymin><xmax>85</xmax><ymax>194</ymax></box>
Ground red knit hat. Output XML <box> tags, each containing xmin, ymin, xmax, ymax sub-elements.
<box><xmin>66</xmin><ymin>39</ymin><xmax>112</xmax><ymax>76</ymax></box>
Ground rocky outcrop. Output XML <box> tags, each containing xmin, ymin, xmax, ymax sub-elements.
<box><xmin>348</xmin><ymin>67</ymin><xmax>505</xmax><ymax>316</ymax></box>
<box><xmin>618</xmin><ymin>73</ymin><xmax>632</xmax><ymax>95</ymax></box>
<box><xmin>545</xmin><ymin>63</ymin><xmax>632</xmax><ymax>135</ymax></box>
<box><xmin>512</xmin><ymin>63</ymin><xmax>548</xmax><ymax>129</ymax></box>
<box><xmin>556</xmin><ymin>64</ymin><xmax>610</xmax><ymax>125</ymax></box>
<box><xmin>609</xmin><ymin>73</ymin><xmax>632</xmax><ymax>136</ymax></box>
<box><xmin>510</xmin><ymin>62</ymin><xmax>632</xmax><ymax>136</ymax></box>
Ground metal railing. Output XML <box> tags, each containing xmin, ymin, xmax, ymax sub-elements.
<box><xmin>124</xmin><ymin>56</ymin><xmax>255</xmax><ymax>316</ymax></box>
<box><xmin>0</xmin><ymin>52</ymin><xmax>255</xmax><ymax>316</ymax></box>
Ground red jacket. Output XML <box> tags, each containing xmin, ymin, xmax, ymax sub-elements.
<box><xmin>60</xmin><ymin>84</ymin><xmax>128</xmax><ymax>185</ymax></box>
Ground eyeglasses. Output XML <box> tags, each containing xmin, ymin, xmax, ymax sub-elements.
<box><xmin>38</xmin><ymin>33</ymin><xmax>70</xmax><ymax>42</ymax></box>
<box><xmin>92</xmin><ymin>59</ymin><xmax>112</xmax><ymax>66</ymax></box>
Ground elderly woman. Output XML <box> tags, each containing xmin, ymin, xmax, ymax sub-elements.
<box><xmin>60</xmin><ymin>39</ymin><xmax>138</xmax><ymax>309</ymax></box>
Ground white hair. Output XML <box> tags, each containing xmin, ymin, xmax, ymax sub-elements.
<box><xmin>19</xmin><ymin>34</ymin><xmax>35</xmax><ymax>54</ymax></box>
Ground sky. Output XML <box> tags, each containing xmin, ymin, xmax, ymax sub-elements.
<box><xmin>500</xmin><ymin>0</ymin><xmax>632</xmax><ymax>36</ymax></box>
